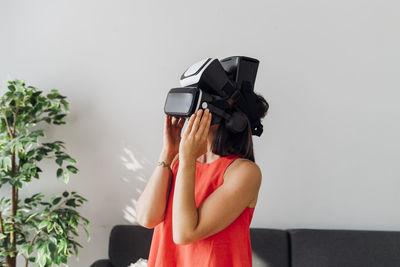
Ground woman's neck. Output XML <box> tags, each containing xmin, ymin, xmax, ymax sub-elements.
<box><xmin>195</xmin><ymin>124</ymin><xmax>219</xmax><ymax>163</ymax></box>
<box><xmin>196</xmin><ymin>151</ymin><xmax>220</xmax><ymax>164</ymax></box>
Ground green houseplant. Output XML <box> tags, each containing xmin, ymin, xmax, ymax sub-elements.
<box><xmin>0</xmin><ymin>80</ymin><xmax>90</xmax><ymax>267</ymax></box>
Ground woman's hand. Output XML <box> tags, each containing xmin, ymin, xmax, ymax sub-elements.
<box><xmin>179</xmin><ymin>109</ymin><xmax>212</xmax><ymax>162</ymax></box>
<box><xmin>162</xmin><ymin>115</ymin><xmax>186</xmax><ymax>159</ymax></box>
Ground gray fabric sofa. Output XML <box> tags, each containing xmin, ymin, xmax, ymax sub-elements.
<box><xmin>90</xmin><ymin>225</ymin><xmax>400</xmax><ymax>267</ymax></box>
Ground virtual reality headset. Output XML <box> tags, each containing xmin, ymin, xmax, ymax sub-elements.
<box><xmin>164</xmin><ymin>56</ymin><xmax>265</xmax><ymax>136</ymax></box>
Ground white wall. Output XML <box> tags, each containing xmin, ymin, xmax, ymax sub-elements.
<box><xmin>1</xmin><ymin>0</ymin><xmax>399</xmax><ymax>266</ymax></box>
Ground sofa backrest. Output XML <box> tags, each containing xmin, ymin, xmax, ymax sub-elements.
<box><xmin>108</xmin><ymin>225</ymin><xmax>290</xmax><ymax>267</ymax></box>
<box><xmin>109</xmin><ymin>225</ymin><xmax>153</xmax><ymax>267</ymax></box>
<box><xmin>251</xmin><ymin>228</ymin><xmax>290</xmax><ymax>267</ymax></box>
<box><xmin>108</xmin><ymin>225</ymin><xmax>400</xmax><ymax>267</ymax></box>
<box><xmin>288</xmin><ymin>228</ymin><xmax>400</xmax><ymax>267</ymax></box>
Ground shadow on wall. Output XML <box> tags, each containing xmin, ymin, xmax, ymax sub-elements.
<box><xmin>119</xmin><ymin>147</ymin><xmax>150</xmax><ymax>224</ymax></box>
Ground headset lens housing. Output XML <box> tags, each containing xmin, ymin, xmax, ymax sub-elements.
<box><xmin>164</xmin><ymin>87</ymin><xmax>201</xmax><ymax>117</ymax></box>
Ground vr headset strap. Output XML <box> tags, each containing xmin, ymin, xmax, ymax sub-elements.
<box><xmin>206</xmin><ymin>103</ymin><xmax>230</xmax><ymax>120</ymax></box>
<box><xmin>229</xmin><ymin>83</ymin><xmax>251</xmax><ymax>117</ymax></box>
<box><xmin>229</xmin><ymin>82</ymin><xmax>264</xmax><ymax>137</ymax></box>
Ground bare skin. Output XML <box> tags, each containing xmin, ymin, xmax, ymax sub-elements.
<box><xmin>136</xmin><ymin>109</ymin><xmax>262</xmax><ymax>246</ymax></box>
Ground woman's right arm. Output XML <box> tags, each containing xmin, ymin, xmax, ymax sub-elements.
<box><xmin>136</xmin><ymin>115</ymin><xmax>186</xmax><ymax>228</ymax></box>
<box><xmin>136</xmin><ymin>150</ymin><xmax>178</xmax><ymax>228</ymax></box>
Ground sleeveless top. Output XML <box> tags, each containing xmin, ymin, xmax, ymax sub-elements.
<box><xmin>147</xmin><ymin>154</ymin><xmax>255</xmax><ymax>267</ymax></box>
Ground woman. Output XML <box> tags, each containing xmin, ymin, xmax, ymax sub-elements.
<box><xmin>136</xmin><ymin>94</ymin><xmax>268</xmax><ymax>266</ymax></box>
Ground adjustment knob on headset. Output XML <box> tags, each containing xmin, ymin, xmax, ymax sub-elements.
<box><xmin>225</xmin><ymin>111</ymin><xmax>248</xmax><ymax>133</ymax></box>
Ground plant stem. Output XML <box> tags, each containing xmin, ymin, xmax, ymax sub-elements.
<box><xmin>4</xmin><ymin>111</ymin><xmax>18</xmax><ymax>267</ymax></box>
<box><xmin>30</xmin><ymin>231</ymin><xmax>40</xmax><ymax>247</ymax></box>
<box><xmin>10</xmin><ymin>157</ymin><xmax>17</xmax><ymax>247</ymax></box>
<box><xmin>22</xmin><ymin>253</ymin><xmax>29</xmax><ymax>267</ymax></box>
<box><xmin>0</xmin><ymin>210</ymin><xmax>10</xmax><ymax>266</ymax></box>
<box><xmin>0</xmin><ymin>211</ymin><xmax>5</xmax><ymax>235</ymax></box>
<box><xmin>3</xmin><ymin>113</ymin><xmax>13</xmax><ymax>140</ymax></box>
<box><xmin>7</xmin><ymin>185</ymin><xmax>18</xmax><ymax>267</ymax></box>
<box><xmin>12</xmin><ymin>109</ymin><xmax>17</xmax><ymax>135</ymax></box>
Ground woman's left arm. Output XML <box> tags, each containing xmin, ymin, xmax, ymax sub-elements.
<box><xmin>172</xmin><ymin>109</ymin><xmax>262</xmax><ymax>245</ymax></box>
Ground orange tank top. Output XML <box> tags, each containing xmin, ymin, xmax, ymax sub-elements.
<box><xmin>147</xmin><ymin>154</ymin><xmax>255</xmax><ymax>267</ymax></box>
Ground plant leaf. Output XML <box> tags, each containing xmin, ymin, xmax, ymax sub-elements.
<box><xmin>52</xmin><ymin>197</ymin><xmax>61</xmax><ymax>205</ymax></box>
<box><xmin>66</xmin><ymin>165</ymin><xmax>78</xmax><ymax>174</ymax></box>
<box><xmin>38</xmin><ymin>220</ymin><xmax>49</xmax><ymax>229</ymax></box>
<box><xmin>56</xmin><ymin>168</ymin><xmax>63</xmax><ymax>178</ymax></box>
<box><xmin>63</xmin><ymin>171</ymin><xmax>69</xmax><ymax>183</ymax></box>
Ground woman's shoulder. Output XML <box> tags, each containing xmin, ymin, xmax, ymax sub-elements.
<box><xmin>225</xmin><ymin>156</ymin><xmax>262</xmax><ymax>183</ymax></box>
<box><xmin>234</xmin><ymin>155</ymin><xmax>261</xmax><ymax>171</ymax></box>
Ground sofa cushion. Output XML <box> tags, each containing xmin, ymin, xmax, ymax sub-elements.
<box><xmin>109</xmin><ymin>225</ymin><xmax>153</xmax><ymax>267</ymax></box>
<box><xmin>288</xmin><ymin>228</ymin><xmax>400</xmax><ymax>267</ymax></box>
<box><xmin>90</xmin><ymin>259</ymin><xmax>114</xmax><ymax>267</ymax></box>
<box><xmin>250</xmin><ymin>228</ymin><xmax>290</xmax><ymax>267</ymax></box>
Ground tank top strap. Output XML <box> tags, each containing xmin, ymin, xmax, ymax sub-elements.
<box><xmin>212</xmin><ymin>154</ymin><xmax>244</xmax><ymax>186</ymax></box>
<box><xmin>217</xmin><ymin>154</ymin><xmax>244</xmax><ymax>170</ymax></box>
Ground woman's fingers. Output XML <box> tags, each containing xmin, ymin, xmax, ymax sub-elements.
<box><xmin>165</xmin><ymin>115</ymin><xmax>171</xmax><ymax>129</ymax></box>
<box><xmin>171</xmin><ymin>116</ymin><xmax>179</xmax><ymax>126</ymax></box>
<box><xmin>203</xmin><ymin>111</ymin><xmax>212</xmax><ymax>138</ymax></box>
<box><xmin>168</xmin><ymin>116</ymin><xmax>186</xmax><ymax>129</ymax></box>
<box><xmin>184</xmin><ymin>113</ymin><xmax>197</xmax><ymax>137</ymax></box>
<box><xmin>196</xmin><ymin>109</ymin><xmax>210</xmax><ymax>138</ymax></box>
<box><xmin>178</xmin><ymin>117</ymin><xmax>186</xmax><ymax>128</ymax></box>
<box><xmin>190</xmin><ymin>109</ymin><xmax>203</xmax><ymax>136</ymax></box>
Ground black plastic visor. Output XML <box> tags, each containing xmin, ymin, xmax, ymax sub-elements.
<box><xmin>164</xmin><ymin>87</ymin><xmax>202</xmax><ymax>117</ymax></box>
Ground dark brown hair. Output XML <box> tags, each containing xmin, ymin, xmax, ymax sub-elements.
<box><xmin>211</xmin><ymin>92</ymin><xmax>269</xmax><ymax>162</ymax></box>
